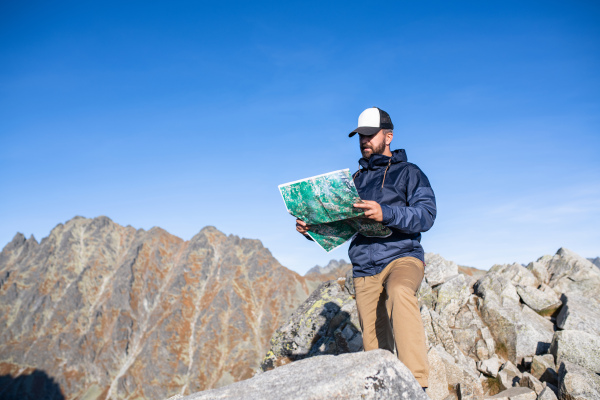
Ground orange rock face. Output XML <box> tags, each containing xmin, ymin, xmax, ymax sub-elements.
<box><xmin>0</xmin><ymin>216</ymin><xmax>313</xmax><ymax>399</ymax></box>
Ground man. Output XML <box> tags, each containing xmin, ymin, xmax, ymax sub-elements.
<box><xmin>296</xmin><ymin>107</ymin><xmax>436</xmax><ymax>388</ymax></box>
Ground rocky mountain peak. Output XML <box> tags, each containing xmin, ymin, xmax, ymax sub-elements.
<box><xmin>0</xmin><ymin>216</ymin><xmax>321</xmax><ymax>400</ymax></box>
<box><xmin>305</xmin><ymin>259</ymin><xmax>349</xmax><ymax>276</ymax></box>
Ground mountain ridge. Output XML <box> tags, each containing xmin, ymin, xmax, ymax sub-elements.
<box><xmin>0</xmin><ymin>216</ymin><xmax>319</xmax><ymax>400</ymax></box>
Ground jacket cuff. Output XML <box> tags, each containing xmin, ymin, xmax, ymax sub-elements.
<box><xmin>380</xmin><ymin>204</ymin><xmax>394</xmax><ymax>225</ymax></box>
<box><xmin>304</xmin><ymin>233</ymin><xmax>314</xmax><ymax>242</ymax></box>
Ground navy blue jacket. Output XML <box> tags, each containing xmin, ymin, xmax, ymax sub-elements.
<box><xmin>349</xmin><ymin>149</ymin><xmax>436</xmax><ymax>277</ymax></box>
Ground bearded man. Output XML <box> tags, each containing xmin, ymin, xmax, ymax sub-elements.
<box><xmin>296</xmin><ymin>107</ymin><xmax>436</xmax><ymax>389</ymax></box>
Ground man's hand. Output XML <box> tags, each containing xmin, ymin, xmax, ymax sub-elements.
<box><xmin>353</xmin><ymin>200</ymin><xmax>383</xmax><ymax>222</ymax></box>
<box><xmin>296</xmin><ymin>219</ymin><xmax>311</xmax><ymax>236</ymax></box>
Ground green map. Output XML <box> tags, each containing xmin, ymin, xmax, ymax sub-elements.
<box><xmin>278</xmin><ymin>169</ymin><xmax>392</xmax><ymax>252</ymax></box>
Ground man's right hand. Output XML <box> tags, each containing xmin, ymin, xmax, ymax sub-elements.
<box><xmin>296</xmin><ymin>219</ymin><xmax>311</xmax><ymax>236</ymax></box>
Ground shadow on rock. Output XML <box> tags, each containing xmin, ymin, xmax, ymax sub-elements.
<box><xmin>0</xmin><ymin>370</ymin><xmax>65</xmax><ymax>400</ymax></box>
<box><xmin>261</xmin><ymin>279</ymin><xmax>363</xmax><ymax>371</ymax></box>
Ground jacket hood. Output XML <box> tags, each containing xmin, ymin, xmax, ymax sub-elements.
<box><xmin>359</xmin><ymin>149</ymin><xmax>407</xmax><ymax>170</ymax></box>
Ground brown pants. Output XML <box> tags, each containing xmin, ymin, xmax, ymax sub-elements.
<box><xmin>354</xmin><ymin>256</ymin><xmax>429</xmax><ymax>387</ymax></box>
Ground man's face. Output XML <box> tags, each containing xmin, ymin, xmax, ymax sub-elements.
<box><xmin>359</xmin><ymin>130</ymin><xmax>387</xmax><ymax>159</ymax></box>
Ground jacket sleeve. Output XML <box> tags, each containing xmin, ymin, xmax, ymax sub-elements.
<box><xmin>379</xmin><ymin>165</ymin><xmax>437</xmax><ymax>234</ymax></box>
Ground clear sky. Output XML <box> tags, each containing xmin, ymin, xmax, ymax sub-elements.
<box><xmin>1</xmin><ymin>1</ymin><xmax>599</xmax><ymax>274</ymax></box>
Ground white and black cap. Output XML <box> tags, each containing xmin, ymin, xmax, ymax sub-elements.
<box><xmin>348</xmin><ymin>107</ymin><xmax>394</xmax><ymax>137</ymax></box>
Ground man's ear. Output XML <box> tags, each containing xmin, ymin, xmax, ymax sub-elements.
<box><xmin>386</xmin><ymin>131</ymin><xmax>393</xmax><ymax>146</ymax></box>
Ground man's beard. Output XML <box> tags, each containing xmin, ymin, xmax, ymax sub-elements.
<box><xmin>361</xmin><ymin>141</ymin><xmax>386</xmax><ymax>159</ymax></box>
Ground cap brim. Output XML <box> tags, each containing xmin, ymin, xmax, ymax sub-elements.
<box><xmin>348</xmin><ymin>126</ymin><xmax>381</xmax><ymax>137</ymax></box>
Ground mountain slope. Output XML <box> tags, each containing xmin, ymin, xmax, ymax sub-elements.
<box><xmin>0</xmin><ymin>216</ymin><xmax>311</xmax><ymax>400</ymax></box>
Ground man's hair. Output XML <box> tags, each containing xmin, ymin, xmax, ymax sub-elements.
<box><xmin>382</xmin><ymin>129</ymin><xmax>393</xmax><ymax>135</ymax></box>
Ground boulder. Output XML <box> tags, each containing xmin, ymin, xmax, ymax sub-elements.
<box><xmin>515</xmin><ymin>285</ymin><xmax>561</xmax><ymax>316</ymax></box>
<box><xmin>479</xmin><ymin>355</ymin><xmax>501</xmax><ymax>377</ymax></box>
<box><xmin>541</xmin><ymin>248</ymin><xmax>600</xmax><ymax>298</ymax></box>
<box><xmin>452</xmin><ymin>297</ymin><xmax>495</xmax><ymax>361</ymax></box>
<box><xmin>425</xmin><ymin>253</ymin><xmax>459</xmax><ymax>286</ymax></box>
<box><xmin>558</xmin><ymin>360</ymin><xmax>600</xmax><ymax>400</ymax></box>
<box><xmin>555</xmin><ymin>294</ymin><xmax>600</xmax><ymax>336</ymax></box>
<box><xmin>480</xmin><ymin>328</ymin><xmax>496</xmax><ymax>360</ymax></box>
<box><xmin>418</xmin><ymin>278</ymin><xmax>437</xmax><ymax>310</ymax></box>
<box><xmin>526</xmin><ymin>261</ymin><xmax>549</xmax><ymax>286</ymax></box>
<box><xmin>423</xmin><ymin>307</ymin><xmax>462</xmax><ymax>360</ymax></box>
<box><xmin>432</xmin><ymin>345</ymin><xmax>484</xmax><ymax>399</ymax></box>
<box><xmin>518</xmin><ymin>372</ymin><xmax>544</xmax><ymax>395</ymax></box>
<box><xmin>474</xmin><ymin>273</ymin><xmax>521</xmax><ymax>306</ymax></box>
<box><xmin>458</xmin><ymin>382</ymin><xmax>476</xmax><ymax>400</ymax></box>
<box><xmin>498</xmin><ymin>361</ymin><xmax>522</xmax><ymax>391</ymax></box>
<box><xmin>475</xmin><ymin>275</ymin><xmax>554</xmax><ymax>363</ymax></box>
<box><xmin>435</xmin><ymin>274</ymin><xmax>471</xmax><ymax>326</ymax></box>
<box><xmin>477</xmin><ymin>355</ymin><xmax>500</xmax><ymax>378</ymax></box>
<box><xmin>489</xmin><ymin>263</ymin><xmax>539</xmax><ymax>288</ymax></box>
<box><xmin>530</xmin><ymin>354</ymin><xmax>557</xmax><ymax>385</ymax></box>
<box><xmin>536</xmin><ymin>386</ymin><xmax>558</xmax><ymax>400</ymax></box>
<box><xmin>261</xmin><ymin>280</ymin><xmax>361</xmax><ymax>371</ymax></box>
<box><xmin>176</xmin><ymin>350</ymin><xmax>429</xmax><ymax>400</ymax></box>
<box><xmin>427</xmin><ymin>347</ymin><xmax>450</xmax><ymax>400</ymax></box>
<box><xmin>549</xmin><ymin>330</ymin><xmax>600</xmax><ymax>374</ymax></box>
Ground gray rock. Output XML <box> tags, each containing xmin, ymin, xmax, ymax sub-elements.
<box><xmin>344</xmin><ymin>268</ymin><xmax>355</xmax><ymax>296</ymax></box>
<box><xmin>455</xmin><ymin>296</ymin><xmax>485</xmax><ymax>330</ymax></box>
<box><xmin>485</xmin><ymin>387</ymin><xmax>536</xmax><ymax>399</ymax></box>
<box><xmin>436</xmin><ymin>274</ymin><xmax>471</xmax><ymax>327</ymax></box>
<box><xmin>453</xmin><ymin>328</ymin><xmax>479</xmax><ymax>360</ymax></box>
<box><xmin>555</xmin><ymin>294</ymin><xmax>600</xmax><ymax>336</ymax></box>
<box><xmin>477</xmin><ymin>355</ymin><xmax>500</xmax><ymax>377</ymax></box>
<box><xmin>474</xmin><ymin>273</ymin><xmax>521</xmax><ymax>306</ymax></box>
<box><xmin>418</xmin><ymin>278</ymin><xmax>437</xmax><ymax>310</ymax></box>
<box><xmin>429</xmin><ymin>308</ymin><xmax>462</xmax><ymax>361</ymax></box>
<box><xmin>452</xmin><ymin>297</ymin><xmax>494</xmax><ymax>361</ymax></box>
<box><xmin>558</xmin><ymin>360</ymin><xmax>600</xmax><ymax>400</ymax></box>
<box><xmin>179</xmin><ymin>350</ymin><xmax>430</xmax><ymax>400</ymax></box>
<box><xmin>536</xmin><ymin>386</ymin><xmax>558</xmax><ymax>400</ymax></box>
<box><xmin>427</xmin><ymin>347</ymin><xmax>451</xmax><ymax>400</ymax></box>
<box><xmin>515</xmin><ymin>303</ymin><xmax>555</xmax><ymax>362</ymax></box>
<box><xmin>457</xmin><ymin>382</ymin><xmax>475</xmax><ymax>400</ymax></box>
<box><xmin>498</xmin><ymin>361</ymin><xmax>522</xmax><ymax>391</ymax></box>
<box><xmin>518</xmin><ymin>372</ymin><xmax>544</xmax><ymax>395</ymax></box>
<box><xmin>425</xmin><ymin>253</ymin><xmax>459</xmax><ymax>286</ymax></box>
<box><xmin>541</xmin><ymin>248</ymin><xmax>600</xmax><ymax>298</ymax></box>
<box><xmin>475</xmin><ymin>275</ymin><xmax>554</xmax><ymax>363</ymax></box>
<box><xmin>549</xmin><ymin>330</ymin><xmax>600</xmax><ymax>374</ymax></box>
<box><xmin>437</xmin><ymin>345</ymin><xmax>468</xmax><ymax>386</ymax></box>
<box><xmin>515</xmin><ymin>285</ymin><xmax>561</xmax><ymax>316</ymax></box>
<box><xmin>432</xmin><ymin>345</ymin><xmax>484</xmax><ymax>399</ymax></box>
<box><xmin>480</xmin><ymin>327</ymin><xmax>496</xmax><ymax>360</ymax></box>
<box><xmin>261</xmin><ymin>280</ymin><xmax>361</xmax><ymax>370</ymax></box>
<box><xmin>530</xmin><ymin>354</ymin><xmax>557</xmax><ymax>385</ymax></box>
<box><xmin>422</xmin><ymin>305</ymin><xmax>436</xmax><ymax>349</ymax></box>
<box><xmin>526</xmin><ymin>261</ymin><xmax>549</xmax><ymax>286</ymax></box>
<box><xmin>489</xmin><ymin>263</ymin><xmax>539</xmax><ymax>288</ymax></box>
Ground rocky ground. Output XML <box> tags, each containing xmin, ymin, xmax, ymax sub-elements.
<box><xmin>255</xmin><ymin>248</ymin><xmax>600</xmax><ymax>400</ymax></box>
<box><xmin>170</xmin><ymin>350</ymin><xmax>429</xmax><ymax>400</ymax></box>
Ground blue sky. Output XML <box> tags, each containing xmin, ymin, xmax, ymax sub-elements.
<box><xmin>1</xmin><ymin>1</ymin><xmax>599</xmax><ymax>274</ymax></box>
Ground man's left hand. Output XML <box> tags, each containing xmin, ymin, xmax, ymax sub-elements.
<box><xmin>353</xmin><ymin>200</ymin><xmax>383</xmax><ymax>222</ymax></box>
